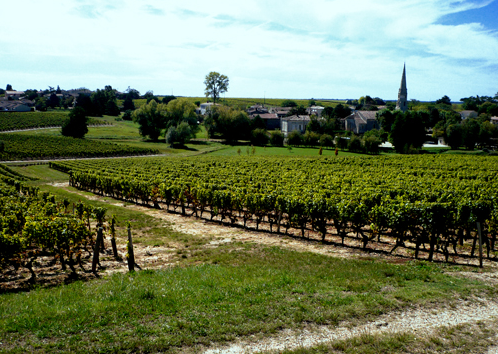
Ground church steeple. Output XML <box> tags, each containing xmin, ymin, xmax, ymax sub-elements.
<box><xmin>396</xmin><ymin>63</ymin><xmax>408</xmax><ymax>112</ymax></box>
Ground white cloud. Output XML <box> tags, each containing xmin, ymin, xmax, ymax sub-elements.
<box><xmin>0</xmin><ymin>0</ymin><xmax>497</xmax><ymax>100</ymax></box>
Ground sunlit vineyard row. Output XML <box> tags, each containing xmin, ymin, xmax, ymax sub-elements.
<box><xmin>51</xmin><ymin>155</ymin><xmax>498</xmax><ymax>262</ymax></box>
<box><xmin>0</xmin><ymin>165</ymin><xmax>109</xmax><ymax>279</ymax></box>
<box><xmin>0</xmin><ymin>112</ymin><xmax>108</xmax><ymax>131</ymax></box>
<box><xmin>0</xmin><ymin>134</ymin><xmax>159</xmax><ymax>161</ymax></box>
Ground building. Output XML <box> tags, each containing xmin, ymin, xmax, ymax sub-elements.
<box><xmin>307</xmin><ymin>105</ymin><xmax>325</xmax><ymax>117</ymax></box>
<box><xmin>4</xmin><ymin>91</ymin><xmax>25</xmax><ymax>100</ymax></box>
<box><xmin>396</xmin><ymin>64</ymin><xmax>408</xmax><ymax>112</ymax></box>
<box><xmin>281</xmin><ymin>115</ymin><xmax>310</xmax><ymax>137</ymax></box>
<box><xmin>460</xmin><ymin>110</ymin><xmax>478</xmax><ymax>120</ymax></box>
<box><xmin>198</xmin><ymin>102</ymin><xmax>220</xmax><ymax>115</ymax></box>
<box><xmin>343</xmin><ymin>111</ymin><xmax>379</xmax><ymax>134</ymax></box>
<box><xmin>246</xmin><ymin>105</ymin><xmax>268</xmax><ymax>116</ymax></box>
<box><xmin>491</xmin><ymin>117</ymin><xmax>498</xmax><ymax>126</ymax></box>
<box><xmin>0</xmin><ymin>101</ymin><xmax>32</xmax><ymax>112</ymax></box>
<box><xmin>254</xmin><ymin>113</ymin><xmax>280</xmax><ymax>130</ymax></box>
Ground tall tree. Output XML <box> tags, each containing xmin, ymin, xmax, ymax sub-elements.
<box><xmin>204</xmin><ymin>72</ymin><xmax>229</xmax><ymax>104</ymax></box>
<box><xmin>61</xmin><ymin>107</ymin><xmax>88</xmax><ymax>138</ymax></box>
<box><xmin>389</xmin><ymin>111</ymin><xmax>426</xmax><ymax>153</ymax></box>
<box><xmin>6</xmin><ymin>84</ymin><xmax>12</xmax><ymax>91</ymax></box>
<box><xmin>132</xmin><ymin>100</ymin><xmax>168</xmax><ymax>141</ymax></box>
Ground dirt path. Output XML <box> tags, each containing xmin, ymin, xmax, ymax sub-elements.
<box><xmin>202</xmin><ymin>298</ymin><xmax>498</xmax><ymax>353</ymax></box>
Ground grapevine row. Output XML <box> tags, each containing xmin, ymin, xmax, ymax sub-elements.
<box><xmin>50</xmin><ymin>155</ymin><xmax>498</xmax><ymax>263</ymax></box>
<box><xmin>0</xmin><ymin>165</ymin><xmax>108</xmax><ymax>281</ymax></box>
<box><xmin>0</xmin><ymin>134</ymin><xmax>159</xmax><ymax>161</ymax></box>
<box><xmin>0</xmin><ymin>112</ymin><xmax>108</xmax><ymax>131</ymax></box>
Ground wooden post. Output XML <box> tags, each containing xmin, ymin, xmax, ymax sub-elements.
<box><xmin>127</xmin><ymin>225</ymin><xmax>135</xmax><ymax>272</ymax></box>
<box><xmin>477</xmin><ymin>222</ymin><xmax>483</xmax><ymax>268</ymax></box>
<box><xmin>92</xmin><ymin>227</ymin><xmax>103</xmax><ymax>273</ymax></box>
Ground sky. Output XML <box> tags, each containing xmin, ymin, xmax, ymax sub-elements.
<box><xmin>1</xmin><ymin>0</ymin><xmax>497</xmax><ymax>101</ymax></box>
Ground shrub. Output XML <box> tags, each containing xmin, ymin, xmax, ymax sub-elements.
<box><xmin>251</xmin><ymin>128</ymin><xmax>269</xmax><ymax>146</ymax></box>
<box><xmin>270</xmin><ymin>130</ymin><xmax>284</xmax><ymax>147</ymax></box>
<box><xmin>319</xmin><ymin>134</ymin><xmax>334</xmax><ymax>148</ymax></box>
<box><xmin>287</xmin><ymin>130</ymin><xmax>302</xmax><ymax>146</ymax></box>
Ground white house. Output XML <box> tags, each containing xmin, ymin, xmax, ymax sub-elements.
<box><xmin>307</xmin><ymin>105</ymin><xmax>325</xmax><ymax>117</ymax></box>
<box><xmin>491</xmin><ymin>117</ymin><xmax>498</xmax><ymax>126</ymax></box>
<box><xmin>281</xmin><ymin>115</ymin><xmax>311</xmax><ymax>137</ymax></box>
<box><xmin>198</xmin><ymin>102</ymin><xmax>220</xmax><ymax>115</ymax></box>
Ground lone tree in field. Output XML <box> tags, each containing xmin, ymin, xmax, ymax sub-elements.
<box><xmin>204</xmin><ymin>71</ymin><xmax>229</xmax><ymax>104</ymax></box>
<box><xmin>61</xmin><ymin>107</ymin><xmax>88</xmax><ymax>138</ymax></box>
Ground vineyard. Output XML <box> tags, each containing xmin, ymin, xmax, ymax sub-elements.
<box><xmin>0</xmin><ymin>112</ymin><xmax>108</xmax><ymax>131</ymax></box>
<box><xmin>0</xmin><ymin>164</ymin><xmax>111</xmax><ymax>282</ymax></box>
<box><xmin>50</xmin><ymin>155</ymin><xmax>498</xmax><ymax>264</ymax></box>
<box><xmin>0</xmin><ymin>134</ymin><xmax>159</xmax><ymax>160</ymax></box>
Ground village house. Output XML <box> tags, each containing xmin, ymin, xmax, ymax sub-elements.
<box><xmin>281</xmin><ymin>115</ymin><xmax>311</xmax><ymax>137</ymax></box>
<box><xmin>306</xmin><ymin>105</ymin><xmax>325</xmax><ymax>117</ymax></box>
<box><xmin>491</xmin><ymin>116</ymin><xmax>498</xmax><ymax>126</ymax></box>
<box><xmin>4</xmin><ymin>90</ymin><xmax>25</xmax><ymax>100</ymax></box>
<box><xmin>0</xmin><ymin>100</ymin><xmax>32</xmax><ymax>112</ymax></box>
<box><xmin>460</xmin><ymin>110</ymin><xmax>478</xmax><ymax>120</ymax></box>
<box><xmin>343</xmin><ymin>111</ymin><xmax>379</xmax><ymax>134</ymax></box>
<box><xmin>198</xmin><ymin>102</ymin><xmax>221</xmax><ymax>115</ymax></box>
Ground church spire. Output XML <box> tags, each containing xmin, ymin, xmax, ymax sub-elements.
<box><xmin>396</xmin><ymin>63</ymin><xmax>408</xmax><ymax>112</ymax></box>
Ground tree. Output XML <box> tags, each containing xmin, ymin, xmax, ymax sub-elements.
<box><xmin>445</xmin><ymin>124</ymin><xmax>462</xmax><ymax>149</ymax></box>
<box><xmin>166</xmin><ymin>122</ymin><xmax>193</xmax><ymax>146</ymax></box>
<box><xmin>122</xmin><ymin>110</ymin><xmax>133</xmax><ymax>121</ymax></box>
<box><xmin>166</xmin><ymin>98</ymin><xmax>199</xmax><ymax>135</ymax></box>
<box><xmin>251</xmin><ymin>128</ymin><xmax>269</xmax><ymax>146</ymax></box>
<box><xmin>61</xmin><ymin>107</ymin><xmax>88</xmax><ymax>138</ymax></box>
<box><xmin>6</xmin><ymin>84</ymin><xmax>12</xmax><ymax>91</ymax></box>
<box><xmin>123</xmin><ymin>95</ymin><xmax>135</xmax><ymax>111</ymax></box>
<box><xmin>56</xmin><ymin>85</ymin><xmax>62</xmax><ymax>94</ymax></box>
<box><xmin>461</xmin><ymin>118</ymin><xmax>480</xmax><ymax>150</ymax></box>
<box><xmin>319</xmin><ymin>134</ymin><xmax>334</xmax><ymax>148</ymax></box>
<box><xmin>281</xmin><ymin>99</ymin><xmax>297</xmax><ymax>107</ymax></box>
<box><xmin>162</xmin><ymin>95</ymin><xmax>176</xmax><ymax>105</ymax></box>
<box><xmin>204</xmin><ymin>72</ymin><xmax>229</xmax><ymax>104</ymax></box>
<box><xmin>48</xmin><ymin>93</ymin><xmax>60</xmax><ymax>109</ymax></box>
<box><xmin>389</xmin><ymin>111</ymin><xmax>426</xmax><ymax>153</ymax></box>
<box><xmin>34</xmin><ymin>97</ymin><xmax>48</xmax><ymax>111</ymax></box>
<box><xmin>105</xmin><ymin>99</ymin><xmax>120</xmax><ymax>116</ymax></box>
<box><xmin>250</xmin><ymin>115</ymin><xmax>266</xmax><ymax>130</ymax></box>
<box><xmin>125</xmin><ymin>87</ymin><xmax>140</xmax><ymax>99</ymax></box>
<box><xmin>270</xmin><ymin>130</ymin><xmax>284</xmax><ymax>146</ymax></box>
<box><xmin>436</xmin><ymin>95</ymin><xmax>451</xmax><ymax>105</ymax></box>
<box><xmin>287</xmin><ymin>130</ymin><xmax>302</xmax><ymax>146</ymax></box>
<box><xmin>132</xmin><ymin>100</ymin><xmax>168</xmax><ymax>141</ymax></box>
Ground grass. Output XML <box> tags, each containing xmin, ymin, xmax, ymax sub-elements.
<box><xmin>1</xmin><ymin>245</ymin><xmax>493</xmax><ymax>353</ymax></box>
<box><xmin>278</xmin><ymin>319</ymin><xmax>498</xmax><ymax>353</ymax></box>
<box><xmin>206</xmin><ymin>145</ymin><xmax>366</xmax><ymax>157</ymax></box>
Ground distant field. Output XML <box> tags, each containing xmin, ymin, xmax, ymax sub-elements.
<box><xmin>125</xmin><ymin>97</ymin><xmax>346</xmax><ymax>110</ymax></box>
<box><xmin>0</xmin><ymin>134</ymin><xmax>158</xmax><ymax>161</ymax></box>
<box><xmin>0</xmin><ymin>112</ymin><xmax>108</xmax><ymax>131</ymax></box>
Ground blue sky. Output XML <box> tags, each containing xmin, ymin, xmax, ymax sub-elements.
<box><xmin>1</xmin><ymin>0</ymin><xmax>497</xmax><ymax>101</ymax></box>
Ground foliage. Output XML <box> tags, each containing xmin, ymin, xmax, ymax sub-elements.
<box><xmin>389</xmin><ymin>111</ymin><xmax>426</xmax><ymax>153</ymax></box>
<box><xmin>204</xmin><ymin>72</ymin><xmax>229</xmax><ymax>104</ymax></box>
<box><xmin>269</xmin><ymin>130</ymin><xmax>284</xmax><ymax>147</ymax></box>
<box><xmin>132</xmin><ymin>100</ymin><xmax>168</xmax><ymax>141</ymax></box>
<box><xmin>281</xmin><ymin>99</ymin><xmax>297</xmax><ymax>107</ymax></box>
<box><xmin>0</xmin><ymin>112</ymin><xmax>104</xmax><ymax>131</ymax></box>
<box><xmin>61</xmin><ymin>107</ymin><xmax>88</xmax><ymax>138</ymax></box>
<box><xmin>251</xmin><ymin>128</ymin><xmax>269</xmax><ymax>146</ymax></box>
<box><xmin>204</xmin><ymin>106</ymin><xmax>251</xmax><ymax>142</ymax></box>
<box><xmin>51</xmin><ymin>154</ymin><xmax>498</xmax><ymax>266</ymax></box>
<box><xmin>287</xmin><ymin>130</ymin><xmax>302</xmax><ymax>146</ymax></box>
<box><xmin>436</xmin><ymin>95</ymin><xmax>451</xmax><ymax>105</ymax></box>
<box><xmin>0</xmin><ymin>134</ymin><xmax>158</xmax><ymax>161</ymax></box>
<box><xmin>122</xmin><ymin>110</ymin><xmax>133</xmax><ymax>121</ymax></box>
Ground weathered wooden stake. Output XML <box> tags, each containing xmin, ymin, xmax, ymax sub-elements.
<box><xmin>477</xmin><ymin>222</ymin><xmax>483</xmax><ymax>268</ymax></box>
<box><xmin>92</xmin><ymin>227</ymin><xmax>103</xmax><ymax>273</ymax></box>
<box><xmin>127</xmin><ymin>225</ymin><xmax>135</xmax><ymax>272</ymax></box>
